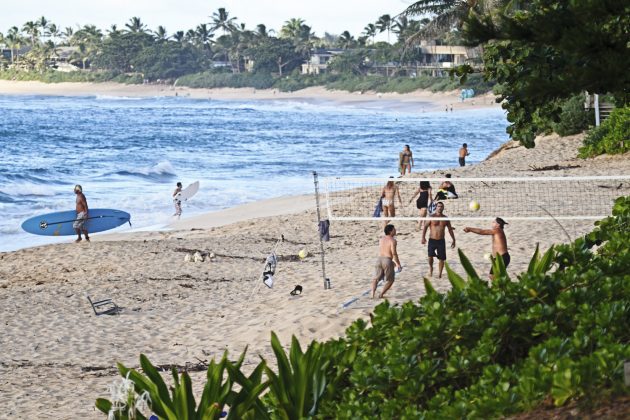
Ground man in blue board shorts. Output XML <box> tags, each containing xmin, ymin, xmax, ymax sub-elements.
<box><xmin>421</xmin><ymin>202</ymin><xmax>456</xmax><ymax>278</ymax></box>
<box><xmin>73</xmin><ymin>185</ymin><xmax>89</xmax><ymax>243</ymax></box>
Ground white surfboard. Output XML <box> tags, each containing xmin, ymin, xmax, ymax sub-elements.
<box><xmin>176</xmin><ymin>181</ymin><xmax>199</xmax><ymax>201</ymax></box>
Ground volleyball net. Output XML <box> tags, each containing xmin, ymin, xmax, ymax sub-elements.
<box><xmin>321</xmin><ymin>175</ymin><xmax>630</xmax><ymax>221</ymax></box>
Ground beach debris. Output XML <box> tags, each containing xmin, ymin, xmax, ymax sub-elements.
<box><xmin>193</xmin><ymin>251</ymin><xmax>204</xmax><ymax>262</ymax></box>
<box><xmin>184</xmin><ymin>253</ymin><xmax>192</xmax><ymax>262</ymax></box>
<box><xmin>529</xmin><ymin>164</ymin><xmax>581</xmax><ymax>171</ymax></box>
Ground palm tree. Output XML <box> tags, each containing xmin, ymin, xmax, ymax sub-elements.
<box><xmin>255</xmin><ymin>24</ymin><xmax>273</xmax><ymax>39</ymax></box>
<box><xmin>61</xmin><ymin>27</ymin><xmax>74</xmax><ymax>44</ymax></box>
<box><xmin>363</xmin><ymin>23</ymin><xmax>377</xmax><ymax>45</ymax></box>
<box><xmin>337</xmin><ymin>31</ymin><xmax>356</xmax><ymax>50</ymax></box>
<box><xmin>70</xmin><ymin>25</ymin><xmax>103</xmax><ymax>69</ymax></box>
<box><xmin>194</xmin><ymin>24</ymin><xmax>214</xmax><ymax>49</ymax></box>
<box><xmin>107</xmin><ymin>25</ymin><xmax>122</xmax><ymax>37</ymax></box>
<box><xmin>173</xmin><ymin>31</ymin><xmax>185</xmax><ymax>43</ymax></box>
<box><xmin>37</xmin><ymin>16</ymin><xmax>49</xmax><ymax>36</ymax></box>
<box><xmin>376</xmin><ymin>14</ymin><xmax>392</xmax><ymax>43</ymax></box>
<box><xmin>22</xmin><ymin>21</ymin><xmax>40</xmax><ymax>46</ymax></box>
<box><xmin>153</xmin><ymin>26</ymin><xmax>168</xmax><ymax>42</ymax></box>
<box><xmin>6</xmin><ymin>27</ymin><xmax>24</xmax><ymax>63</ymax></box>
<box><xmin>210</xmin><ymin>7</ymin><xmax>237</xmax><ymax>34</ymax></box>
<box><xmin>46</xmin><ymin>23</ymin><xmax>60</xmax><ymax>45</ymax></box>
<box><xmin>125</xmin><ymin>17</ymin><xmax>147</xmax><ymax>33</ymax></box>
<box><xmin>402</xmin><ymin>0</ymin><xmax>493</xmax><ymax>36</ymax></box>
<box><xmin>280</xmin><ymin>18</ymin><xmax>306</xmax><ymax>39</ymax></box>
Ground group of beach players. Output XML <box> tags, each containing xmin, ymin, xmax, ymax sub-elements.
<box><xmin>372</xmin><ymin>157</ymin><xmax>510</xmax><ymax>299</ymax></box>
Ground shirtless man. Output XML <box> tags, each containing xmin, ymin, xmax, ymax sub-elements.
<box><xmin>371</xmin><ymin>224</ymin><xmax>401</xmax><ymax>299</ymax></box>
<box><xmin>421</xmin><ymin>202</ymin><xmax>456</xmax><ymax>278</ymax></box>
<box><xmin>459</xmin><ymin>143</ymin><xmax>470</xmax><ymax>167</ymax></box>
<box><xmin>381</xmin><ymin>178</ymin><xmax>402</xmax><ymax>226</ymax></box>
<box><xmin>73</xmin><ymin>185</ymin><xmax>89</xmax><ymax>243</ymax></box>
<box><xmin>463</xmin><ymin>218</ymin><xmax>509</xmax><ymax>280</ymax></box>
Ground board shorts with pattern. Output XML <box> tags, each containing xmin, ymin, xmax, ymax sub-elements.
<box><xmin>373</xmin><ymin>256</ymin><xmax>395</xmax><ymax>284</ymax></box>
<box><xmin>73</xmin><ymin>211</ymin><xmax>87</xmax><ymax>230</ymax></box>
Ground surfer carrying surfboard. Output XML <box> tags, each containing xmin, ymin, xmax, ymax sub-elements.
<box><xmin>173</xmin><ymin>182</ymin><xmax>183</xmax><ymax>218</ymax></box>
<box><xmin>74</xmin><ymin>185</ymin><xmax>89</xmax><ymax>242</ymax></box>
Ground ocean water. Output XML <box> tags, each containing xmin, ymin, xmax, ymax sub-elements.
<box><xmin>0</xmin><ymin>95</ymin><xmax>508</xmax><ymax>251</ymax></box>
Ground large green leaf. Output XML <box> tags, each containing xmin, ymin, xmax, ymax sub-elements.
<box><xmin>458</xmin><ymin>248</ymin><xmax>480</xmax><ymax>280</ymax></box>
<box><xmin>445</xmin><ymin>262</ymin><xmax>466</xmax><ymax>290</ymax></box>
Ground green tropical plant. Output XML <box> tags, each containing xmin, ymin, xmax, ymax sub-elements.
<box><xmin>263</xmin><ymin>332</ymin><xmax>330</xmax><ymax>419</ymax></box>
<box><xmin>579</xmin><ymin>106</ymin><xmax>630</xmax><ymax>158</ymax></box>
<box><xmin>210</xmin><ymin>8</ymin><xmax>237</xmax><ymax>35</ymax></box>
<box><xmin>96</xmin><ymin>350</ymin><xmax>269</xmax><ymax>419</ymax></box>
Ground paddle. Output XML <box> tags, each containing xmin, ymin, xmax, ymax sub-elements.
<box><xmin>39</xmin><ymin>215</ymin><xmax>131</xmax><ymax>229</ymax></box>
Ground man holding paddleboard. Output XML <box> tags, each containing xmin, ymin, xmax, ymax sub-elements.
<box><xmin>74</xmin><ymin>185</ymin><xmax>89</xmax><ymax>242</ymax></box>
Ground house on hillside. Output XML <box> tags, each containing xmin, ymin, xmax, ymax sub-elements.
<box><xmin>49</xmin><ymin>46</ymin><xmax>81</xmax><ymax>71</ymax></box>
<box><xmin>301</xmin><ymin>48</ymin><xmax>344</xmax><ymax>75</ymax></box>
<box><xmin>300</xmin><ymin>41</ymin><xmax>482</xmax><ymax>77</ymax></box>
<box><xmin>415</xmin><ymin>40</ymin><xmax>480</xmax><ymax>68</ymax></box>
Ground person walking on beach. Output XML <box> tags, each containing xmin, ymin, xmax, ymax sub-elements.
<box><xmin>173</xmin><ymin>182</ymin><xmax>183</xmax><ymax>218</ymax></box>
<box><xmin>371</xmin><ymin>224</ymin><xmax>401</xmax><ymax>299</ymax></box>
<box><xmin>421</xmin><ymin>202</ymin><xmax>456</xmax><ymax>278</ymax></box>
<box><xmin>73</xmin><ymin>185</ymin><xmax>89</xmax><ymax>243</ymax></box>
<box><xmin>399</xmin><ymin>145</ymin><xmax>414</xmax><ymax>176</ymax></box>
<box><xmin>381</xmin><ymin>178</ymin><xmax>402</xmax><ymax>226</ymax></box>
<box><xmin>409</xmin><ymin>180</ymin><xmax>433</xmax><ymax>231</ymax></box>
<box><xmin>459</xmin><ymin>143</ymin><xmax>470</xmax><ymax>167</ymax></box>
<box><xmin>463</xmin><ymin>218</ymin><xmax>510</xmax><ymax>280</ymax></box>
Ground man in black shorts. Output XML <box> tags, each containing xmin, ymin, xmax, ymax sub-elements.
<box><xmin>421</xmin><ymin>202</ymin><xmax>456</xmax><ymax>278</ymax></box>
<box><xmin>463</xmin><ymin>217</ymin><xmax>510</xmax><ymax>280</ymax></box>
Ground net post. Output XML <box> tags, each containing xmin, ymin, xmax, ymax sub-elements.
<box><xmin>313</xmin><ymin>171</ymin><xmax>330</xmax><ymax>290</ymax></box>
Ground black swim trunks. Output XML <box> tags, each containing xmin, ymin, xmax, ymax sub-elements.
<box><xmin>490</xmin><ymin>252</ymin><xmax>511</xmax><ymax>274</ymax></box>
<box><xmin>459</xmin><ymin>157</ymin><xmax>465</xmax><ymax>167</ymax></box>
<box><xmin>416</xmin><ymin>190</ymin><xmax>429</xmax><ymax>209</ymax></box>
<box><xmin>428</xmin><ymin>238</ymin><xmax>447</xmax><ymax>261</ymax></box>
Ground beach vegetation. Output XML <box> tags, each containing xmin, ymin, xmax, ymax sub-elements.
<box><xmin>96</xmin><ymin>351</ymin><xmax>270</xmax><ymax>419</ymax></box>
<box><xmin>579</xmin><ymin>107</ymin><xmax>630</xmax><ymax>158</ymax></box>
<box><xmin>550</xmin><ymin>94</ymin><xmax>594</xmax><ymax>137</ymax></box>
<box><xmin>98</xmin><ymin>196</ymin><xmax>630</xmax><ymax>418</ymax></box>
<box><xmin>445</xmin><ymin>0</ymin><xmax>629</xmax><ymax>147</ymax></box>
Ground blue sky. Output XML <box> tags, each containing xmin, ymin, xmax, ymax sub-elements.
<box><xmin>1</xmin><ymin>0</ymin><xmax>415</xmax><ymax>40</ymax></box>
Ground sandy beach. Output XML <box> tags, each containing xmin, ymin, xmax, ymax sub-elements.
<box><xmin>0</xmin><ymin>102</ymin><xmax>629</xmax><ymax>417</ymax></box>
<box><xmin>0</xmin><ymin>79</ymin><xmax>498</xmax><ymax>113</ymax></box>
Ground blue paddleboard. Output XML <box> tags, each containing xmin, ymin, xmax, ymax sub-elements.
<box><xmin>21</xmin><ymin>209</ymin><xmax>131</xmax><ymax>236</ymax></box>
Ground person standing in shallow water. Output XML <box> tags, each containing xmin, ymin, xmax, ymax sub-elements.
<box><xmin>459</xmin><ymin>143</ymin><xmax>470</xmax><ymax>167</ymax></box>
<box><xmin>73</xmin><ymin>185</ymin><xmax>89</xmax><ymax>243</ymax></box>
<box><xmin>399</xmin><ymin>145</ymin><xmax>414</xmax><ymax>176</ymax></box>
<box><xmin>173</xmin><ymin>182</ymin><xmax>183</xmax><ymax>218</ymax></box>
<box><xmin>371</xmin><ymin>224</ymin><xmax>401</xmax><ymax>299</ymax></box>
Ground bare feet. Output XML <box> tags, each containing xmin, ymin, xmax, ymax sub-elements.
<box><xmin>75</xmin><ymin>238</ymin><xmax>82</xmax><ymax>243</ymax></box>
<box><xmin>427</xmin><ymin>269</ymin><xmax>433</xmax><ymax>278</ymax></box>
<box><xmin>85</xmin><ymin>237</ymin><xmax>90</xmax><ymax>242</ymax></box>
